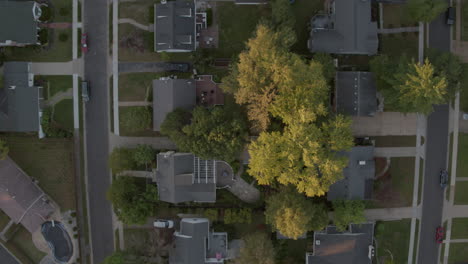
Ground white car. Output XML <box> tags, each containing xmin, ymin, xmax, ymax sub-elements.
<box><xmin>154</xmin><ymin>219</ymin><xmax>174</xmax><ymax>228</ymax></box>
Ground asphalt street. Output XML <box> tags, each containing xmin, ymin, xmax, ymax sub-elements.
<box><xmin>83</xmin><ymin>0</ymin><xmax>114</xmax><ymax>263</ymax></box>
<box><xmin>0</xmin><ymin>244</ymin><xmax>19</xmax><ymax>264</ymax></box>
<box><xmin>417</xmin><ymin>8</ymin><xmax>451</xmax><ymax>264</ymax></box>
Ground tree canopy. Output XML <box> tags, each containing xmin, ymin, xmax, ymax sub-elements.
<box><xmin>235</xmin><ymin>232</ymin><xmax>276</xmax><ymax>264</ymax></box>
<box><xmin>265</xmin><ymin>188</ymin><xmax>328</xmax><ymax>239</ymax></box>
<box><xmin>0</xmin><ymin>139</ymin><xmax>8</xmax><ymax>160</ymax></box>
<box><xmin>133</xmin><ymin>144</ymin><xmax>155</xmax><ymax>166</ymax></box>
<box><xmin>161</xmin><ymin>106</ymin><xmax>248</xmax><ymax>162</ymax></box>
<box><xmin>406</xmin><ymin>0</ymin><xmax>447</xmax><ymax>23</ymax></box>
<box><xmin>332</xmin><ymin>199</ymin><xmax>366</xmax><ymax>231</ymax></box>
<box><xmin>106</xmin><ymin>176</ymin><xmax>158</xmax><ymax>225</ymax></box>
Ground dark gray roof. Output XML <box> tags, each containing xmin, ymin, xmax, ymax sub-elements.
<box><xmin>336</xmin><ymin>71</ymin><xmax>377</xmax><ymax>117</ymax></box>
<box><xmin>327</xmin><ymin>146</ymin><xmax>375</xmax><ymax>201</ymax></box>
<box><xmin>0</xmin><ymin>157</ymin><xmax>56</xmax><ymax>233</ymax></box>
<box><xmin>171</xmin><ymin>218</ymin><xmax>209</xmax><ymax>264</ymax></box>
<box><xmin>234</xmin><ymin>0</ymin><xmax>268</xmax><ymax>4</ymax></box>
<box><xmin>155</xmin><ymin>152</ymin><xmax>216</xmax><ymax>204</ymax></box>
<box><xmin>154</xmin><ymin>0</ymin><xmax>196</xmax><ymax>52</ymax></box>
<box><xmin>307</xmin><ymin>223</ymin><xmax>374</xmax><ymax>264</ymax></box>
<box><xmin>308</xmin><ymin>0</ymin><xmax>378</xmax><ymax>55</ymax></box>
<box><xmin>0</xmin><ymin>1</ymin><xmax>39</xmax><ymax>45</ymax></box>
<box><xmin>152</xmin><ymin>78</ymin><xmax>196</xmax><ymax>131</ymax></box>
<box><xmin>0</xmin><ymin>62</ymin><xmax>40</xmax><ymax>132</ymax></box>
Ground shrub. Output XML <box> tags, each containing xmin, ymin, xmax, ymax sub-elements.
<box><xmin>206</xmin><ymin>8</ymin><xmax>213</xmax><ymax>27</ymax></box>
<box><xmin>204</xmin><ymin>208</ymin><xmax>219</xmax><ymax>222</ymax></box>
<box><xmin>59</xmin><ymin>33</ymin><xmax>69</xmax><ymax>42</ymax></box>
<box><xmin>224</xmin><ymin>208</ymin><xmax>252</xmax><ymax>224</ymax></box>
<box><xmin>41</xmin><ymin>108</ymin><xmax>72</xmax><ymax>138</ymax></box>
<box><xmin>38</xmin><ymin>29</ymin><xmax>49</xmax><ymax>44</ymax></box>
<box><xmin>59</xmin><ymin>7</ymin><xmax>70</xmax><ymax>17</ymax></box>
<box><xmin>39</xmin><ymin>6</ymin><xmax>52</xmax><ymax>21</ymax></box>
<box><xmin>120</xmin><ymin>107</ymin><xmax>152</xmax><ymax>132</ymax></box>
<box><xmin>109</xmin><ymin>148</ymin><xmax>137</xmax><ymax>174</ymax></box>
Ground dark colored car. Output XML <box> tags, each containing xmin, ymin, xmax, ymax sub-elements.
<box><xmin>81</xmin><ymin>81</ymin><xmax>90</xmax><ymax>102</ymax></box>
<box><xmin>81</xmin><ymin>33</ymin><xmax>88</xmax><ymax>53</ymax></box>
<box><xmin>166</xmin><ymin>63</ymin><xmax>190</xmax><ymax>72</ymax></box>
<box><xmin>446</xmin><ymin>7</ymin><xmax>455</xmax><ymax>25</ymax></box>
<box><xmin>436</xmin><ymin>226</ymin><xmax>444</xmax><ymax>244</ymax></box>
<box><xmin>440</xmin><ymin>169</ymin><xmax>448</xmax><ymax>188</ymax></box>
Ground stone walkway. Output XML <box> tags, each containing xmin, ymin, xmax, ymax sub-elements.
<box><xmin>118</xmin><ymin>101</ymin><xmax>152</xmax><ymax>107</ymax></box>
<box><xmin>117</xmin><ymin>170</ymin><xmax>153</xmax><ymax>178</ymax></box>
<box><xmin>374</xmin><ymin>147</ymin><xmax>417</xmax><ymax>157</ymax></box>
<box><xmin>45</xmin><ymin>88</ymin><xmax>73</xmax><ymax>107</ymax></box>
<box><xmin>351</xmin><ymin>112</ymin><xmax>418</xmax><ymax>136</ymax></box>
<box><xmin>109</xmin><ymin>133</ymin><xmax>177</xmax><ymax>150</ymax></box>
<box><xmin>377</xmin><ymin>27</ymin><xmax>419</xmax><ymax>34</ymax></box>
<box><xmin>118</xmin><ymin>18</ymin><xmax>153</xmax><ymax>32</ymax></box>
<box><xmin>217</xmin><ymin>165</ymin><xmax>260</xmax><ymax>204</ymax></box>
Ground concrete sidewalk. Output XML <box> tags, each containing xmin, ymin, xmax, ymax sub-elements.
<box><xmin>118</xmin><ymin>101</ymin><xmax>152</xmax><ymax>107</ymax></box>
<box><xmin>377</xmin><ymin>27</ymin><xmax>419</xmax><ymax>34</ymax></box>
<box><xmin>375</xmin><ymin>147</ymin><xmax>417</xmax><ymax>157</ymax></box>
<box><xmin>31</xmin><ymin>60</ymin><xmax>83</xmax><ymax>76</ymax></box>
<box><xmin>351</xmin><ymin>112</ymin><xmax>418</xmax><ymax>136</ymax></box>
<box><xmin>109</xmin><ymin>133</ymin><xmax>177</xmax><ymax>150</ymax></box>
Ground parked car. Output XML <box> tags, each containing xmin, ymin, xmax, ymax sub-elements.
<box><xmin>446</xmin><ymin>7</ymin><xmax>455</xmax><ymax>25</ymax></box>
<box><xmin>167</xmin><ymin>63</ymin><xmax>190</xmax><ymax>72</ymax></box>
<box><xmin>81</xmin><ymin>81</ymin><xmax>90</xmax><ymax>102</ymax></box>
<box><xmin>440</xmin><ymin>169</ymin><xmax>448</xmax><ymax>188</ymax></box>
<box><xmin>81</xmin><ymin>33</ymin><xmax>88</xmax><ymax>53</ymax></box>
<box><xmin>154</xmin><ymin>219</ymin><xmax>174</xmax><ymax>228</ymax></box>
<box><xmin>436</xmin><ymin>226</ymin><xmax>444</xmax><ymax>244</ymax></box>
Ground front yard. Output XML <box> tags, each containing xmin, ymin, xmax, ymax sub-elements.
<box><xmin>454</xmin><ymin>182</ymin><xmax>468</xmax><ymax>205</ymax></box>
<box><xmin>379</xmin><ymin>32</ymin><xmax>419</xmax><ymax>59</ymax></box>
<box><xmin>456</xmin><ymin>133</ymin><xmax>468</xmax><ymax>177</ymax></box>
<box><xmin>53</xmin><ymin>99</ymin><xmax>74</xmax><ymax>131</ymax></box>
<box><xmin>119</xmin><ymin>106</ymin><xmax>158</xmax><ymax>137</ymax></box>
<box><xmin>375</xmin><ymin>219</ymin><xmax>411</xmax><ymax>264</ymax></box>
<box><xmin>1</xmin><ymin>134</ymin><xmax>76</xmax><ymax>211</ymax></box>
<box><xmin>382</xmin><ymin>3</ymin><xmax>417</xmax><ymax>28</ymax></box>
<box><xmin>372</xmin><ymin>136</ymin><xmax>416</xmax><ymax>147</ymax></box>
<box><xmin>35</xmin><ymin>75</ymin><xmax>72</xmax><ymax>100</ymax></box>
<box><xmin>451</xmin><ymin>218</ymin><xmax>468</xmax><ymax>239</ymax></box>
<box><xmin>449</xmin><ymin>243</ymin><xmax>468</xmax><ymax>264</ymax></box>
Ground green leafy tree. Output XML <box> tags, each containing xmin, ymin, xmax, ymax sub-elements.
<box><xmin>332</xmin><ymin>199</ymin><xmax>366</xmax><ymax>231</ymax></box>
<box><xmin>406</xmin><ymin>0</ymin><xmax>447</xmax><ymax>23</ymax></box>
<box><xmin>235</xmin><ymin>232</ymin><xmax>276</xmax><ymax>264</ymax></box>
<box><xmin>160</xmin><ymin>108</ymin><xmax>192</xmax><ymax>140</ymax></box>
<box><xmin>0</xmin><ymin>139</ymin><xmax>8</xmax><ymax>160</ymax></box>
<box><xmin>265</xmin><ymin>188</ymin><xmax>328</xmax><ymax>239</ymax></box>
<box><xmin>133</xmin><ymin>144</ymin><xmax>155</xmax><ymax>166</ymax></box>
<box><xmin>313</xmin><ymin>53</ymin><xmax>336</xmax><ymax>82</ymax></box>
<box><xmin>120</xmin><ymin>107</ymin><xmax>152</xmax><ymax>133</ymax></box>
<box><xmin>109</xmin><ymin>148</ymin><xmax>137</xmax><ymax>174</ymax></box>
<box><xmin>428</xmin><ymin>49</ymin><xmax>462</xmax><ymax>99</ymax></box>
<box><xmin>107</xmin><ymin>176</ymin><xmax>158</xmax><ymax>225</ymax></box>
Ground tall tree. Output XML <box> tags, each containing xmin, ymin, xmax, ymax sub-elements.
<box><xmin>107</xmin><ymin>176</ymin><xmax>158</xmax><ymax>225</ymax></box>
<box><xmin>265</xmin><ymin>188</ymin><xmax>328</xmax><ymax>239</ymax></box>
<box><xmin>133</xmin><ymin>144</ymin><xmax>155</xmax><ymax>166</ymax></box>
<box><xmin>235</xmin><ymin>232</ymin><xmax>276</xmax><ymax>264</ymax></box>
<box><xmin>313</xmin><ymin>53</ymin><xmax>336</xmax><ymax>82</ymax></box>
<box><xmin>406</xmin><ymin>0</ymin><xmax>447</xmax><ymax>23</ymax></box>
<box><xmin>332</xmin><ymin>199</ymin><xmax>366</xmax><ymax>231</ymax></box>
<box><xmin>428</xmin><ymin>49</ymin><xmax>462</xmax><ymax>99</ymax></box>
<box><xmin>0</xmin><ymin>139</ymin><xmax>8</xmax><ymax>160</ymax></box>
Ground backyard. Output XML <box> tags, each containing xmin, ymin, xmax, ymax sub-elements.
<box><xmin>8</xmin><ymin>226</ymin><xmax>46</xmax><ymax>263</ymax></box>
<box><xmin>119</xmin><ymin>106</ymin><xmax>158</xmax><ymax>137</ymax></box>
<box><xmin>1</xmin><ymin>134</ymin><xmax>76</xmax><ymax>211</ymax></box>
<box><xmin>375</xmin><ymin>219</ymin><xmax>411</xmax><ymax>264</ymax></box>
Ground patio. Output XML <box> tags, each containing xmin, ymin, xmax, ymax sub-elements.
<box><xmin>196</xmin><ymin>75</ymin><xmax>224</xmax><ymax>106</ymax></box>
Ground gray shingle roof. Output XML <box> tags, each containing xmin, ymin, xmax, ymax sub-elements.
<box><xmin>307</xmin><ymin>223</ymin><xmax>374</xmax><ymax>264</ymax></box>
<box><xmin>0</xmin><ymin>157</ymin><xmax>56</xmax><ymax>233</ymax></box>
<box><xmin>327</xmin><ymin>146</ymin><xmax>375</xmax><ymax>201</ymax></box>
<box><xmin>154</xmin><ymin>0</ymin><xmax>196</xmax><ymax>52</ymax></box>
<box><xmin>336</xmin><ymin>71</ymin><xmax>377</xmax><ymax>117</ymax></box>
<box><xmin>308</xmin><ymin>0</ymin><xmax>378</xmax><ymax>55</ymax></box>
<box><xmin>155</xmin><ymin>152</ymin><xmax>216</xmax><ymax>204</ymax></box>
<box><xmin>171</xmin><ymin>218</ymin><xmax>209</xmax><ymax>264</ymax></box>
<box><xmin>0</xmin><ymin>1</ymin><xmax>39</xmax><ymax>45</ymax></box>
<box><xmin>152</xmin><ymin>78</ymin><xmax>196</xmax><ymax>131</ymax></box>
<box><xmin>0</xmin><ymin>62</ymin><xmax>40</xmax><ymax>132</ymax></box>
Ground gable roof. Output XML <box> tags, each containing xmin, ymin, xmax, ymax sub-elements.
<box><xmin>327</xmin><ymin>146</ymin><xmax>375</xmax><ymax>201</ymax></box>
<box><xmin>152</xmin><ymin>78</ymin><xmax>196</xmax><ymax>131</ymax></box>
<box><xmin>0</xmin><ymin>1</ymin><xmax>39</xmax><ymax>45</ymax></box>
<box><xmin>171</xmin><ymin>218</ymin><xmax>210</xmax><ymax>264</ymax></box>
<box><xmin>307</xmin><ymin>223</ymin><xmax>374</xmax><ymax>264</ymax></box>
<box><xmin>0</xmin><ymin>157</ymin><xmax>55</xmax><ymax>233</ymax></box>
<box><xmin>0</xmin><ymin>62</ymin><xmax>40</xmax><ymax>132</ymax></box>
<box><xmin>335</xmin><ymin>71</ymin><xmax>377</xmax><ymax>117</ymax></box>
<box><xmin>154</xmin><ymin>0</ymin><xmax>196</xmax><ymax>52</ymax></box>
<box><xmin>308</xmin><ymin>0</ymin><xmax>378</xmax><ymax>55</ymax></box>
<box><xmin>155</xmin><ymin>152</ymin><xmax>216</xmax><ymax>204</ymax></box>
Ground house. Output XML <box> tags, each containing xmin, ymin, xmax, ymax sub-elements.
<box><xmin>0</xmin><ymin>62</ymin><xmax>43</xmax><ymax>134</ymax></box>
<box><xmin>152</xmin><ymin>78</ymin><xmax>196</xmax><ymax>131</ymax></box>
<box><xmin>154</xmin><ymin>0</ymin><xmax>196</xmax><ymax>52</ymax></box>
<box><xmin>327</xmin><ymin>146</ymin><xmax>375</xmax><ymax>201</ymax></box>
<box><xmin>306</xmin><ymin>223</ymin><xmax>375</xmax><ymax>264</ymax></box>
<box><xmin>154</xmin><ymin>152</ymin><xmax>217</xmax><ymax>203</ymax></box>
<box><xmin>170</xmin><ymin>218</ymin><xmax>232</xmax><ymax>264</ymax></box>
<box><xmin>234</xmin><ymin>0</ymin><xmax>268</xmax><ymax>4</ymax></box>
<box><xmin>307</xmin><ymin>0</ymin><xmax>378</xmax><ymax>55</ymax></box>
<box><xmin>0</xmin><ymin>157</ymin><xmax>56</xmax><ymax>233</ymax></box>
<box><xmin>335</xmin><ymin>71</ymin><xmax>377</xmax><ymax>117</ymax></box>
<box><xmin>0</xmin><ymin>1</ymin><xmax>42</xmax><ymax>47</ymax></box>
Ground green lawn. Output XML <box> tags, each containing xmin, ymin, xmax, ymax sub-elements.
<box><xmin>54</xmin><ymin>99</ymin><xmax>74</xmax><ymax>131</ymax></box>
<box><xmin>0</xmin><ymin>210</ymin><xmax>10</xmax><ymax>230</ymax></box>
<box><xmin>2</xmin><ymin>135</ymin><xmax>76</xmax><ymax>211</ymax></box>
<box><xmin>9</xmin><ymin>226</ymin><xmax>46</xmax><ymax>263</ymax></box>
<box><xmin>50</xmin><ymin>0</ymin><xmax>73</xmax><ymax>22</ymax></box>
<box><xmin>457</xmin><ymin>133</ymin><xmax>468</xmax><ymax>177</ymax></box>
<box><xmin>215</xmin><ymin>2</ymin><xmax>267</xmax><ymax>58</ymax></box>
<box><xmin>290</xmin><ymin>0</ymin><xmax>323</xmax><ymax>54</ymax></box>
<box><xmin>35</xmin><ymin>75</ymin><xmax>73</xmax><ymax>99</ymax></box>
<box><xmin>119</xmin><ymin>72</ymin><xmax>192</xmax><ymax>101</ymax></box>
<box><xmin>380</xmin><ymin>32</ymin><xmax>419</xmax><ymax>59</ymax></box>
<box><xmin>124</xmin><ymin>228</ymin><xmax>151</xmax><ymax>251</ymax></box>
<box><xmin>455</xmin><ymin>182</ymin><xmax>468</xmax><ymax>205</ymax></box>
<box><xmin>375</xmin><ymin>219</ymin><xmax>411</xmax><ymax>264</ymax></box>
<box><xmin>451</xmin><ymin>218</ymin><xmax>468</xmax><ymax>239</ymax></box>
<box><xmin>372</xmin><ymin>136</ymin><xmax>416</xmax><ymax>147</ymax></box>
<box><xmin>119</xmin><ymin>0</ymin><xmax>157</xmax><ymax>25</ymax></box>
<box><xmin>3</xmin><ymin>28</ymin><xmax>72</xmax><ymax>62</ymax></box>
<box><xmin>390</xmin><ymin>157</ymin><xmax>416</xmax><ymax>206</ymax></box>
<box><xmin>460</xmin><ymin>64</ymin><xmax>468</xmax><ymax>112</ymax></box>
<box><xmin>382</xmin><ymin>3</ymin><xmax>417</xmax><ymax>28</ymax></box>
<box><xmin>119</xmin><ymin>106</ymin><xmax>159</xmax><ymax>137</ymax></box>
<box><xmin>448</xmin><ymin>243</ymin><xmax>468</xmax><ymax>264</ymax></box>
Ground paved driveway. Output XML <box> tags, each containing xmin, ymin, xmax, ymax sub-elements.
<box><xmin>118</xmin><ymin>62</ymin><xmax>191</xmax><ymax>73</ymax></box>
<box><xmin>0</xmin><ymin>244</ymin><xmax>19</xmax><ymax>264</ymax></box>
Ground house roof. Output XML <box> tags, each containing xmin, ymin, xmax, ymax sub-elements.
<box><xmin>154</xmin><ymin>0</ymin><xmax>196</xmax><ymax>52</ymax></box>
<box><xmin>171</xmin><ymin>218</ymin><xmax>209</xmax><ymax>264</ymax></box>
<box><xmin>327</xmin><ymin>146</ymin><xmax>375</xmax><ymax>201</ymax></box>
<box><xmin>307</xmin><ymin>223</ymin><xmax>374</xmax><ymax>264</ymax></box>
<box><xmin>234</xmin><ymin>0</ymin><xmax>268</xmax><ymax>4</ymax></box>
<box><xmin>335</xmin><ymin>71</ymin><xmax>377</xmax><ymax>117</ymax></box>
<box><xmin>0</xmin><ymin>62</ymin><xmax>40</xmax><ymax>132</ymax></box>
<box><xmin>0</xmin><ymin>1</ymin><xmax>38</xmax><ymax>45</ymax></box>
<box><xmin>155</xmin><ymin>152</ymin><xmax>216</xmax><ymax>204</ymax></box>
<box><xmin>0</xmin><ymin>157</ymin><xmax>56</xmax><ymax>233</ymax></box>
<box><xmin>308</xmin><ymin>0</ymin><xmax>378</xmax><ymax>55</ymax></box>
<box><xmin>152</xmin><ymin>78</ymin><xmax>196</xmax><ymax>131</ymax></box>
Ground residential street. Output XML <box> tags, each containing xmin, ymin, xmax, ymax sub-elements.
<box><xmin>83</xmin><ymin>0</ymin><xmax>115</xmax><ymax>263</ymax></box>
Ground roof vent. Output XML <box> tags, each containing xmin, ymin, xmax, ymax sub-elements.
<box><xmin>359</xmin><ymin>160</ymin><xmax>366</xmax><ymax>166</ymax></box>
<box><xmin>368</xmin><ymin>245</ymin><xmax>375</xmax><ymax>259</ymax></box>
<box><xmin>8</xmin><ymin>86</ymin><xmax>16</xmax><ymax>90</ymax></box>
<box><xmin>315</xmin><ymin>240</ymin><xmax>321</xmax><ymax>246</ymax></box>
<box><xmin>161</xmin><ymin>0</ymin><xmax>167</xmax><ymax>4</ymax></box>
